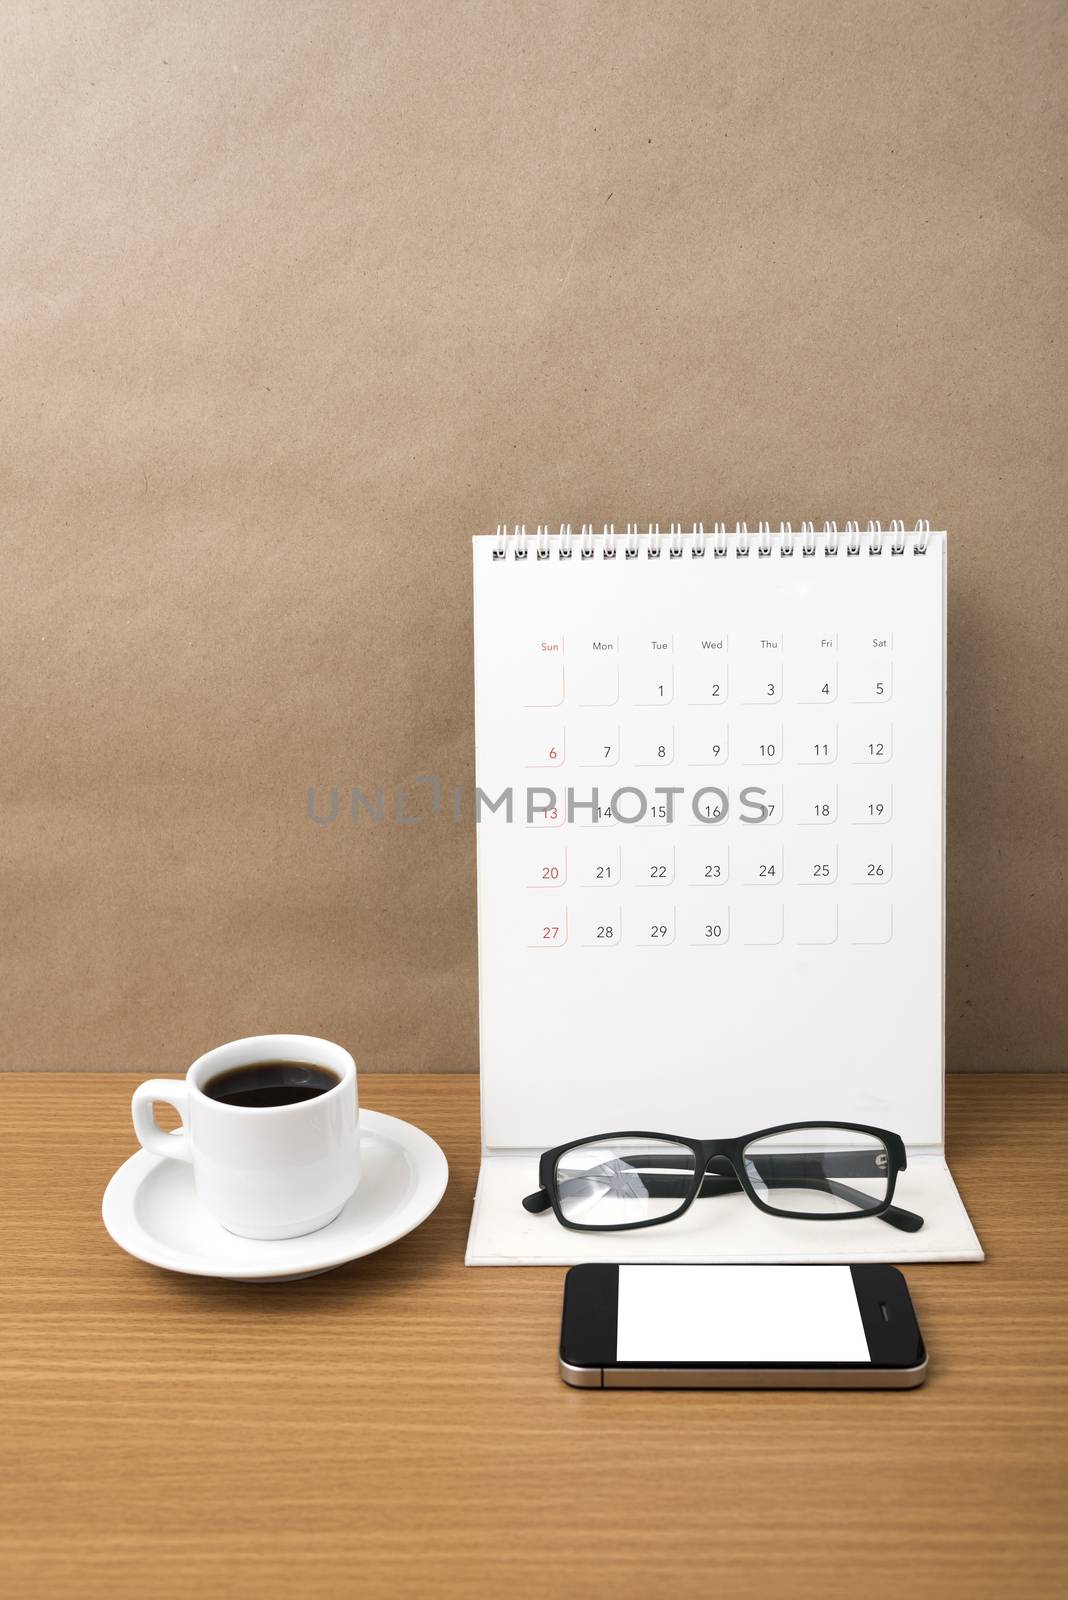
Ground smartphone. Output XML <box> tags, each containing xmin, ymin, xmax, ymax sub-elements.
<box><xmin>560</xmin><ymin>1263</ymin><xmax>927</xmax><ymax>1388</ymax></box>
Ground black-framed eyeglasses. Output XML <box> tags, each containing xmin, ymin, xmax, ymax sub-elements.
<box><xmin>522</xmin><ymin>1122</ymin><xmax>923</xmax><ymax>1233</ymax></box>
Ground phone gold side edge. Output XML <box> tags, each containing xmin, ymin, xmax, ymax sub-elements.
<box><xmin>559</xmin><ymin>1355</ymin><xmax>928</xmax><ymax>1390</ymax></box>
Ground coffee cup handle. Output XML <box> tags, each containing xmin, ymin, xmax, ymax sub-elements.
<box><xmin>132</xmin><ymin>1080</ymin><xmax>193</xmax><ymax>1163</ymax></box>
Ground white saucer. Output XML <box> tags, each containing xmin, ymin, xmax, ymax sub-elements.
<box><xmin>102</xmin><ymin>1108</ymin><xmax>448</xmax><ymax>1281</ymax></box>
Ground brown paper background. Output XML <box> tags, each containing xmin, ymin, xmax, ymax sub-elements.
<box><xmin>1</xmin><ymin>1</ymin><xmax>1065</xmax><ymax>1073</ymax></box>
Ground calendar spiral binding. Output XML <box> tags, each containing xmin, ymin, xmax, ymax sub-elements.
<box><xmin>491</xmin><ymin>520</ymin><xmax>934</xmax><ymax>560</ymax></box>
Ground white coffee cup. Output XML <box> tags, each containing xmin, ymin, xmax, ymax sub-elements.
<box><xmin>131</xmin><ymin>1034</ymin><xmax>360</xmax><ymax>1240</ymax></box>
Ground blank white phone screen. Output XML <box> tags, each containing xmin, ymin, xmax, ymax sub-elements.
<box><xmin>615</xmin><ymin>1265</ymin><xmax>871</xmax><ymax>1363</ymax></box>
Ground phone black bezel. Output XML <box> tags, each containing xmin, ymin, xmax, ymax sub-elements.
<box><xmin>560</xmin><ymin>1263</ymin><xmax>925</xmax><ymax>1373</ymax></box>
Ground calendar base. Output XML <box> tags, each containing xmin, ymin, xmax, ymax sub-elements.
<box><xmin>465</xmin><ymin>1150</ymin><xmax>983</xmax><ymax>1265</ymax></box>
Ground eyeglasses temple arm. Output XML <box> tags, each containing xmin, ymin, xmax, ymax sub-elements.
<box><xmin>700</xmin><ymin>1170</ymin><xmax>922</xmax><ymax>1230</ymax></box>
<box><xmin>522</xmin><ymin>1174</ymin><xmax>924</xmax><ymax>1231</ymax></box>
<box><xmin>744</xmin><ymin>1173</ymin><xmax>923</xmax><ymax>1232</ymax></box>
<box><xmin>803</xmin><ymin>1177</ymin><xmax>924</xmax><ymax>1232</ymax></box>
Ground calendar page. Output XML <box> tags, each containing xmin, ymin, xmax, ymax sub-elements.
<box><xmin>474</xmin><ymin>524</ymin><xmax>945</xmax><ymax>1150</ymax></box>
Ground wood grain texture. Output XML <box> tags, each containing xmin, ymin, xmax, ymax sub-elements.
<box><xmin>0</xmin><ymin>1072</ymin><xmax>1065</xmax><ymax>1599</ymax></box>
<box><xmin>0</xmin><ymin>2</ymin><xmax>1066</xmax><ymax>1073</ymax></box>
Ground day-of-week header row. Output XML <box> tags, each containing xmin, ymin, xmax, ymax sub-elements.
<box><xmin>533</xmin><ymin>631</ymin><xmax>892</xmax><ymax>657</ymax></box>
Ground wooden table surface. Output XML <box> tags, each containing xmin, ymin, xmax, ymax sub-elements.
<box><xmin>1</xmin><ymin>1073</ymin><xmax>1065</xmax><ymax>1600</ymax></box>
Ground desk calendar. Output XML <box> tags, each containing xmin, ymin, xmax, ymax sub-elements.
<box><xmin>467</xmin><ymin>522</ymin><xmax>982</xmax><ymax>1265</ymax></box>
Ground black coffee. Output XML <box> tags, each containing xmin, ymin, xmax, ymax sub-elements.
<box><xmin>204</xmin><ymin>1060</ymin><xmax>342</xmax><ymax>1109</ymax></box>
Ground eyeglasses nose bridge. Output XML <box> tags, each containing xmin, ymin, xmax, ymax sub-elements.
<box><xmin>703</xmin><ymin>1152</ymin><xmax>736</xmax><ymax>1177</ymax></box>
